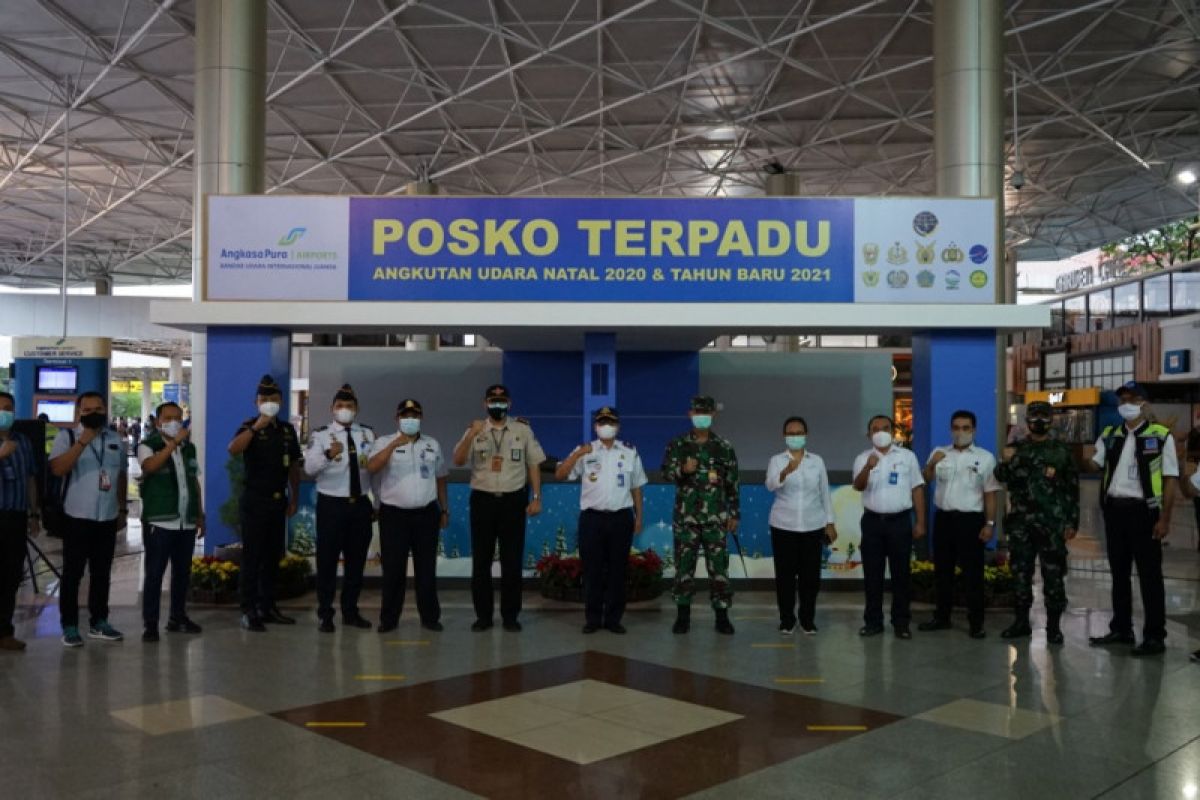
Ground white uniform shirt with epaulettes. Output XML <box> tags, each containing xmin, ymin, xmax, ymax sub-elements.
<box><xmin>468</xmin><ymin>418</ymin><xmax>546</xmax><ymax>494</ymax></box>
<box><xmin>369</xmin><ymin>433</ymin><xmax>448</xmax><ymax>508</ymax></box>
<box><xmin>304</xmin><ymin>421</ymin><xmax>376</xmax><ymax>498</ymax></box>
<box><xmin>567</xmin><ymin>439</ymin><xmax>648</xmax><ymax>511</ymax></box>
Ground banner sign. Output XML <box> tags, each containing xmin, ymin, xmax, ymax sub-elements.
<box><xmin>207</xmin><ymin>195</ymin><xmax>996</xmax><ymax>304</ymax></box>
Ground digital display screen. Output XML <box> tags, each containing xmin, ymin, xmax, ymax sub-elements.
<box><xmin>36</xmin><ymin>366</ymin><xmax>78</xmax><ymax>392</ymax></box>
<box><xmin>35</xmin><ymin>398</ymin><xmax>76</xmax><ymax>423</ymax></box>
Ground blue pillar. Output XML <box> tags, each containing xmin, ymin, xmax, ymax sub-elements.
<box><xmin>912</xmin><ymin>329</ymin><xmax>1000</xmax><ymax>547</ymax></box>
<box><xmin>582</xmin><ymin>333</ymin><xmax>617</xmax><ymax>441</ymax></box>
<box><xmin>204</xmin><ymin>326</ymin><xmax>290</xmax><ymax>553</ymax></box>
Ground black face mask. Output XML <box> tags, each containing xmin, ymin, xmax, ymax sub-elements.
<box><xmin>486</xmin><ymin>406</ymin><xmax>508</xmax><ymax>421</ymax></box>
<box><xmin>1027</xmin><ymin>419</ymin><xmax>1050</xmax><ymax>435</ymax></box>
<box><xmin>81</xmin><ymin>412</ymin><xmax>107</xmax><ymax>430</ymax></box>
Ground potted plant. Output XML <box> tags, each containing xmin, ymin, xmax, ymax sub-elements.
<box><xmin>214</xmin><ymin>455</ymin><xmax>246</xmax><ymax>564</ymax></box>
<box><xmin>189</xmin><ymin>556</ymin><xmax>240</xmax><ymax>604</ymax></box>
<box><xmin>275</xmin><ymin>553</ymin><xmax>315</xmax><ymax>600</ymax></box>
<box><xmin>910</xmin><ymin>556</ymin><xmax>1016</xmax><ymax>608</ymax></box>
<box><xmin>535</xmin><ymin>548</ymin><xmax>665</xmax><ymax>603</ymax></box>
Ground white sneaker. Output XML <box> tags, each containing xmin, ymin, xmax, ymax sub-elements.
<box><xmin>801</xmin><ymin>623</ymin><xmax>818</xmax><ymax>636</ymax></box>
<box><xmin>778</xmin><ymin>622</ymin><xmax>795</xmax><ymax>636</ymax></box>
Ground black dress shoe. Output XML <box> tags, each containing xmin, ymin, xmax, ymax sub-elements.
<box><xmin>894</xmin><ymin>626</ymin><xmax>912</xmax><ymax>640</ymax></box>
<box><xmin>166</xmin><ymin>617</ymin><xmax>202</xmax><ymax>634</ymax></box>
<box><xmin>422</xmin><ymin>621</ymin><xmax>444</xmax><ymax>632</ymax></box>
<box><xmin>1190</xmin><ymin>649</ymin><xmax>1200</xmax><ymax>663</ymax></box>
<box><xmin>142</xmin><ymin>628</ymin><xmax>159</xmax><ymax>643</ymax></box>
<box><xmin>261</xmin><ymin>608</ymin><xmax>296</xmax><ymax>625</ymax></box>
<box><xmin>502</xmin><ymin>620</ymin><xmax>522</xmax><ymax>632</ymax></box>
<box><xmin>859</xmin><ymin>625</ymin><xmax>885</xmax><ymax>637</ymax></box>
<box><xmin>377</xmin><ymin>623</ymin><xmax>398</xmax><ymax>634</ymax></box>
<box><xmin>471</xmin><ymin>619</ymin><xmax>493</xmax><ymax>632</ymax></box>
<box><xmin>1131</xmin><ymin>640</ymin><xmax>1166</xmax><ymax>657</ymax></box>
<box><xmin>343</xmin><ymin>615</ymin><xmax>373</xmax><ymax>630</ymax></box>
<box><xmin>582</xmin><ymin>623</ymin><xmax>600</xmax><ymax>634</ymax></box>
<box><xmin>318</xmin><ymin>618</ymin><xmax>336</xmax><ymax>633</ymax></box>
<box><xmin>1089</xmin><ymin>631</ymin><xmax>1135</xmax><ymax>646</ymax></box>
<box><xmin>241</xmin><ymin>614</ymin><xmax>267</xmax><ymax>633</ymax></box>
<box><xmin>969</xmin><ymin>627</ymin><xmax>987</xmax><ymax>640</ymax></box>
<box><xmin>917</xmin><ymin>618</ymin><xmax>952</xmax><ymax>632</ymax></box>
<box><xmin>605</xmin><ymin>623</ymin><xmax>627</xmax><ymax>635</ymax></box>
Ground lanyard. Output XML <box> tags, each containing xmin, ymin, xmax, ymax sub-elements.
<box><xmin>87</xmin><ymin>432</ymin><xmax>106</xmax><ymax>465</ymax></box>
<box><xmin>489</xmin><ymin>427</ymin><xmax>506</xmax><ymax>453</ymax></box>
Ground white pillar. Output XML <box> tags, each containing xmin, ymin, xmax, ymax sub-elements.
<box><xmin>191</xmin><ymin>0</ymin><xmax>267</xmax><ymax>477</ymax></box>
<box><xmin>140</xmin><ymin>367</ymin><xmax>154</xmax><ymax>420</ymax></box>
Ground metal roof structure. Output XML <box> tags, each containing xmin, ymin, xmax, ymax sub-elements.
<box><xmin>0</xmin><ymin>0</ymin><xmax>1195</xmax><ymax>289</ymax></box>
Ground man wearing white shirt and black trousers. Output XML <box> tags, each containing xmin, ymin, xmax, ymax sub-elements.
<box><xmin>918</xmin><ymin>410</ymin><xmax>1000</xmax><ymax>639</ymax></box>
<box><xmin>305</xmin><ymin>384</ymin><xmax>376</xmax><ymax>633</ymax></box>
<box><xmin>852</xmin><ymin>415</ymin><xmax>926</xmax><ymax>639</ymax></box>
<box><xmin>765</xmin><ymin>416</ymin><xmax>836</xmax><ymax>636</ymax></box>
<box><xmin>368</xmin><ymin>398</ymin><xmax>449</xmax><ymax>634</ymax></box>
<box><xmin>555</xmin><ymin>407</ymin><xmax>647</xmax><ymax>634</ymax></box>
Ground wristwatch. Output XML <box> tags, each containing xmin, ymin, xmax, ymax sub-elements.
<box><xmin>985</xmin><ymin>520</ymin><xmax>995</xmax><ymax>526</ymax></box>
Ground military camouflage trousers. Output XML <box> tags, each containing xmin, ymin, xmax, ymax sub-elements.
<box><xmin>1008</xmin><ymin>524</ymin><xmax>1068</xmax><ymax>613</ymax></box>
<box><xmin>672</xmin><ymin>523</ymin><xmax>732</xmax><ymax>609</ymax></box>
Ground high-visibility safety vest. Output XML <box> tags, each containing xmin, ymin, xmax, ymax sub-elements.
<box><xmin>1100</xmin><ymin>422</ymin><xmax>1170</xmax><ymax>509</ymax></box>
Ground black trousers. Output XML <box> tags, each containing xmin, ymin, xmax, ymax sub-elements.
<box><xmin>142</xmin><ymin>525</ymin><xmax>196</xmax><ymax>627</ymax></box>
<box><xmin>860</xmin><ymin>510</ymin><xmax>913</xmax><ymax>628</ymax></box>
<box><xmin>469</xmin><ymin>489</ymin><xmax>527</xmax><ymax>623</ymax></box>
<box><xmin>932</xmin><ymin>509</ymin><xmax>987</xmax><ymax>628</ymax></box>
<box><xmin>578</xmin><ymin>508</ymin><xmax>635</xmax><ymax>627</ymax></box>
<box><xmin>239</xmin><ymin>491</ymin><xmax>287</xmax><ymax>615</ymax></box>
<box><xmin>0</xmin><ymin>510</ymin><xmax>27</xmax><ymax>638</ymax></box>
<box><xmin>770</xmin><ymin>527</ymin><xmax>824</xmax><ymax>628</ymax></box>
<box><xmin>1193</xmin><ymin>497</ymin><xmax>1200</xmax><ymax>552</ymax></box>
<box><xmin>1103</xmin><ymin>499</ymin><xmax>1166</xmax><ymax>642</ymax></box>
<box><xmin>379</xmin><ymin>502</ymin><xmax>441</xmax><ymax>627</ymax></box>
<box><xmin>59</xmin><ymin>516</ymin><xmax>118</xmax><ymax>629</ymax></box>
<box><xmin>316</xmin><ymin>494</ymin><xmax>374</xmax><ymax>620</ymax></box>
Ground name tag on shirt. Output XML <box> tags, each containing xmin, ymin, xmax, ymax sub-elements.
<box><xmin>420</xmin><ymin>464</ymin><xmax>431</xmax><ymax>480</ymax></box>
<box><xmin>888</xmin><ymin>471</ymin><xmax>899</xmax><ymax>486</ymax></box>
<box><xmin>1144</xmin><ymin>438</ymin><xmax>1158</xmax><ymax>452</ymax></box>
<box><xmin>511</xmin><ymin>448</ymin><xmax>522</xmax><ymax>462</ymax></box>
<box><xmin>99</xmin><ymin>469</ymin><xmax>112</xmax><ymax>492</ymax></box>
<box><xmin>617</xmin><ymin>473</ymin><xmax>625</xmax><ymax>488</ymax></box>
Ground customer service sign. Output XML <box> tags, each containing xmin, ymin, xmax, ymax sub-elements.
<box><xmin>205</xmin><ymin>195</ymin><xmax>996</xmax><ymax>303</ymax></box>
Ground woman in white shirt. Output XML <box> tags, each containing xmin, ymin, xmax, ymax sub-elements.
<box><xmin>765</xmin><ymin>416</ymin><xmax>836</xmax><ymax>636</ymax></box>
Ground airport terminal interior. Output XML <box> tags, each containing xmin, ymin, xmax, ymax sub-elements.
<box><xmin>1</xmin><ymin>1</ymin><xmax>1200</xmax><ymax>798</ymax></box>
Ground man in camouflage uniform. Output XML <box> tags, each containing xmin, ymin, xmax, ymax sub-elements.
<box><xmin>661</xmin><ymin>395</ymin><xmax>740</xmax><ymax>635</ymax></box>
<box><xmin>993</xmin><ymin>401</ymin><xmax>1079</xmax><ymax>644</ymax></box>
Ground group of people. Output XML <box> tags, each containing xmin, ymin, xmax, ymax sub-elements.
<box><xmin>0</xmin><ymin>378</ymin><xmax>1196</xmax><ymax>664</ymax></box>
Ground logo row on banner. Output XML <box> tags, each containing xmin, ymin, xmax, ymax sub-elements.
<box><xmin>205</xmin><ymin>195</ymin><xmax>996</xmax><ymax>303</ymax></box>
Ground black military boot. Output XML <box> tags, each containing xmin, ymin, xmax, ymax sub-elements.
<box><xmin>714</xmin><ymin>608</ymin><xmax>735</xmax><ymax>635</ymax></box>
<box><xmin>1046</xmin><ymin>612</ymin><xmax>1064</xmax><ymax>645</ymax></box>
<box><xmin>672</xmin><ymin>605</ymin><xmax>691</xmax><ymax>634</ymax></box>
<box><xmin>1000</xmin><ymin>610</ymin><xmax>1032</xmax><ymax>639</ymax></box>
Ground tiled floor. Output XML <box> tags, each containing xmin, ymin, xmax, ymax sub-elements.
<box><xmin>3</xmin><ymin>481</ymin><xmax>1200</xmax><ymax>798</ymax></box>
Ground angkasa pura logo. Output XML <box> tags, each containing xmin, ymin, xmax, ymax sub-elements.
<box><xmin>278</xmin><ymin>227</ymin><xmax>307</xmax><ymax>246</ymax></box>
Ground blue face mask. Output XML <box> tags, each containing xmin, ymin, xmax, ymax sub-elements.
<box><xmin>399</xmin><ymin>418</ymin><xmax>421</xmax><ymax>436</ymax></box>
<box><xmin>785</xmin><ymin>435</ymin><xmax>806</xmax><ymax>450</ymax></box>
<box><xmin>691</xmin><ymin>414</ymin><xmax>712</xmax><ymax>430</ymax></box>
<box><xmin>0</xmin><ymin>410</ymin><xmax>13</xmax><ymax>430</ymax></box>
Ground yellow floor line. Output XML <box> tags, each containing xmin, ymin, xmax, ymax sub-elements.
<box><xmin>807</xmin><ymin>725</ymin><xmax>868</xmax><ymax>732</ymax></box>
<box><xmin>306</xmin><ymin>722</ymin><xmax>366</xmax><ymax>728</ymax></box>
<box><xmin>774</xmin><ymin>678</ymin><xmax>825</xmax><ymax>684</ymax></box>
<box><xmin>354</xmin><ymin>675</ymin><xmax>407</xmax><ymax>681</ymax></box>
<box><xmin>751</xmin><ymin>643</ymin><xmax>796</xmax><ymax>649</ymax></box>
<box><xmin>385</xmin><ymin>640</ymin><xmax>431</xmax><ymax>646</ymax></box>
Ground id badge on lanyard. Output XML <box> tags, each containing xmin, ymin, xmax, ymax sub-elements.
<box><xmin>90</xmin><ymin>438</ymin><xmax>112</xmax><ymax>492</ymax></box>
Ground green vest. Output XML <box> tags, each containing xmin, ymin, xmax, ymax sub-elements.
<box><xmin>141</xmin><ymin>431</ymin><xmax>201</xmax><ymax>525</ymax></box>
<box><xmin>1100</xmin><ymin>422</ymin><xmax>1170</xmax><ymax>508</ymax></box>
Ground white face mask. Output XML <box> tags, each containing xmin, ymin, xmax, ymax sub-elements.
<box><xmin>161</xmin><ymin>421</ymin><xmax>183</xmax><ymax>438</ymax></box>
<box><xmin>258</xmin><ymin>401</ymin><xmax>280</xmax><ymax>418</ymax></box>
<box><xmin>871</xmin><ymin>430</ymin><xmax>893</xmax><ymax>449</ymax></box>
<box><xmin>399</xmin><ymin>418</ymin><xmax>421</xmax><ymax>436</ymax></box>
<box><xmin>953</xmin><ymin>431</ymin><xmax>973</xmax><ymax>448</ymax></box>
<box><xmin>1117</xmin><ymin>402</ymin><xmax>1143</xmax><ymax>421</ymax></box>
<box><xmin>334</xmin><ymin>408</ymin><xmax>356</xmax><ymax>425</ymax></box>
<box><xmin>596</xmin><ymin>424</ymin><xmax>618</xmax><ymax>440</ymax></box>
